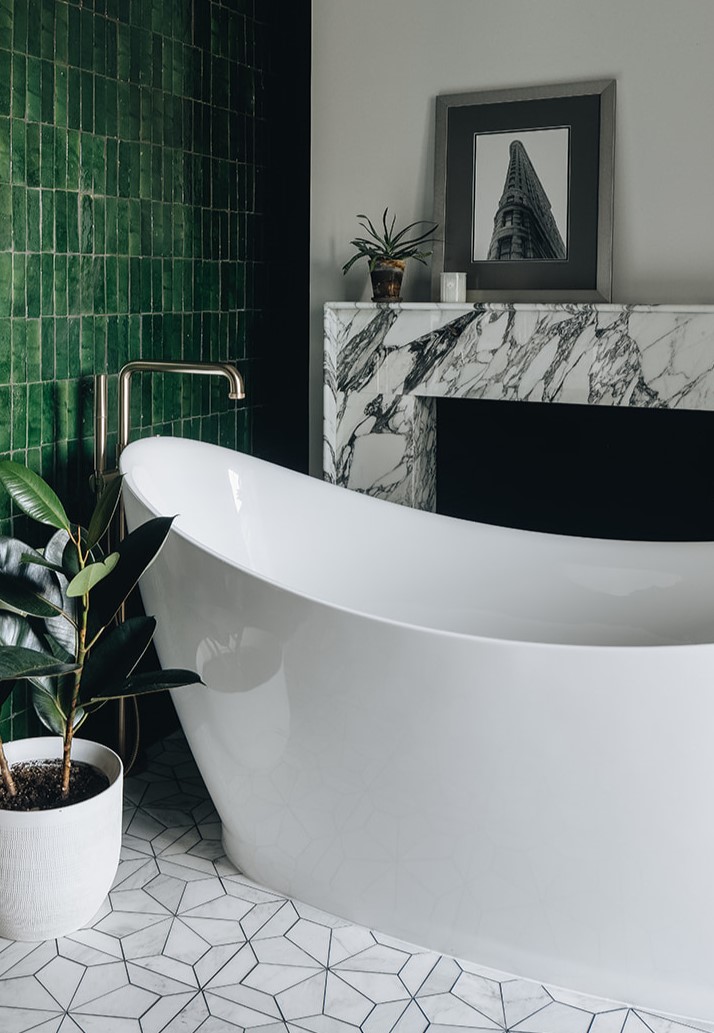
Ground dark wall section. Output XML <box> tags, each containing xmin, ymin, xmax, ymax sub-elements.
<box><xmin>437</xmin><ymin>399</ymin><xmax>714</xmax><ymax>541</ymax></box>
<box><xmin>253</xmin><ymin>0</ymin><xmax>311</xmax><ymax>472</ymax></box>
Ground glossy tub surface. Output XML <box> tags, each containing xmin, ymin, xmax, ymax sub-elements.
<box><xmin>121</xmin><ymin>436</ymin><xmax>714</xmax><ymax>1020</ymax></box>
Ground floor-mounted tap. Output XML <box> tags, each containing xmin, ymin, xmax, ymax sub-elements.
<box><xmin>92</xmin><ymin>360</ymin><xmax>246</xmax><ymax>766</ymax></box>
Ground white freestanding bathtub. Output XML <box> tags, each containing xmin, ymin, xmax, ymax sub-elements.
<box><xmin>121</xmin><ymin>436</ymin><xmax>714</xmax><ymax>1021</ymax></box>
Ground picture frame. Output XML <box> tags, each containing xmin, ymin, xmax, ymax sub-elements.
<box><xmin>432</xmin><ymin>80</ymin><xmax>616</xmax><ymax>302</ymax></box>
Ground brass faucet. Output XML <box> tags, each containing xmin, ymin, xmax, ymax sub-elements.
<box><xmin>91</xmin><ymin>360</ymin><xmax>245</xmax><ymax>766</ymax></box>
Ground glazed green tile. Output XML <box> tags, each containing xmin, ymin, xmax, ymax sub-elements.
<box><xmin>80</xmin><ymin>254</ymin><xmax>93</xmax><ymax>313</ymax></box>
<box><xmin>67</xmin><ymin>316</ymin><xmax>80</xmax><ymax>371</ymax></box>
<box><xmin>80</xmin><ymin>70</ymin><xmax>93</xmax><ymax>133</ymax></box>
<box><xmin>27</xmin><ymin>381</ymin><xmax>42</xmax><ymax>448</ymax></box>
<box><xmin>115</xmin><ymin>199</ymin><xmax>127</xmax><ymax>254</ymax></box>
<box><xmin>11</xmin><ymin>253</ymin><xmax>25</xmax><ymax>317</ymax></box>
<box><xmin>93</xmin><ymin>257</ymin><xmax>105</xmax><ymax>313</ymax></box>
<box><xmin>67</xmin><ymin>6</ymin><xmax>81</xmax><ymax>67</ymax></box>
<box><xmin>41</xmin><ymin>253</ymin><xmax>54</xmax><ymax>316</ymax></box>
<box><xmin>11</xmin><ymin>383</ymin><xmax>27</xmax><ymax>449</ymax></box>
<box><xmin>40</xmin><ymin>318</ymin><xmax>54</xmax><ymax>380</ymax></box>
<box><xmin>0</xmin><ymin>50</ymin><xmax>11</xmax><ymax>119</ymax></box>
<box><xmin>25</xmin><ymin>252</ymin><xmax>40</xmax><ymax>317</ymax></box>
<box><xmin>41</xmin><ymin>188</ymin><xmax>54</xmax><ymax>251</ymax></box>
<box><xmin>24</xmin><ymin>121</ymin><xmax>40</xmax><ymax>188</ymax></box>
<box><xmin>40</xmin><ymin>125</ymin><xmax>54</xmax><ymax>188</ymax></box>
<box><xmin>94</xmin><ymin>315</ymin><xmax>107</xmax><ymax>370</ymax></box>
<box><xmin>67</xmin><ymin>193</ymin><xmax>80</xmax><ymax>253</ymax></box>
<box><xmin>80</xmin><ymin>316</ymin><xmax>94</xmax><ymax>377</ymax></box>
<box><xmin>66</xmin><ymin>129</ymin><xmax>80</xmax><ymax>189</ymax></box>
<box><xmin>80</xmin><ymin>193</ymin><xmax>93</xmax><ymax>253</ymax></box>
<box><xmin>0</xmin><ymin>115</ymin><xmax>10</xmax><ymax>183</ymax></box>
<box><xmin>54</xmin><ymin>318</ymin><xmax>68</xmax><ymax>379</ymax></box>
<box><xmin>26</xmin><ymin>188</ymin><xmax>40</xmax><ymax>251</ymax></box>
<box><xmin>0</xmin><ymin>190</ymin><xmax>11</xmax><ymax>253</ymax></box>
<box><xmin>12</xmin><ymin>54</ymin><xmax>26</xmax><ymax>119</ymax></box>
<box><xmin>55</xmin><ymin>65</ymin><xmax>68</xmax><ymax>128</ymax></box>
<box><xmin>80</xmin><ymin>8</ymin><xmax>93</xmax><ymax>71</ymax></box>
<box><xmin>54</xmin><ymin>128</ymin><xmax>68</xmax><ymax>189</ymax></box>
<box><xmin>67</xmin><ymin>66</ymin><xmax>81</xmax><ymax>129</ymax></box>
<box><xmin>25</xmin><ymin>319</ymin><xmax>40</xmax><ymax>381</ymax></box>
<box><xmin>117</xmin><ymin>255</ymin><xmax>129</xmax><ymax>310</ymax></box>
<box><xmin>106</xmin><ymin>255</ymin><xmax>118</xmax><ymax>313</ymax></box>
<box><xmin>11</xmin><ymin>118</ymin><xmax>25</xmax><ymax>183</ymax></box>
<box><xmin>0</xmin><ymin>254</ymin><xmax>11</xmax><ymax>317</ymax></box>
<box><xmin>128</xmin><ymin>198</ymin><xmax>140</xmax><ymax>255</ymax></box>
<box><xmin>54</xmin><ymin>3</ymin><xmax>69</xmax><ymax>66</ymax></box>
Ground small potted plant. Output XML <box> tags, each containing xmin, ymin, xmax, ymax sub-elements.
<box><xmin>0</xmin><ymin>460</ymin><xmax>201</xmax><ymax>940</ymax></box>
<box><xmin>342</xmin><ymin>207</ymin><xmax>439</xmax><ymax>302</ymax></box>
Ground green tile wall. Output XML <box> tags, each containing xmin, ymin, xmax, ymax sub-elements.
<box><xmin>0</xmin><ymin>0</ymin><xmax>268</xmax><ymax>741</ymax></box>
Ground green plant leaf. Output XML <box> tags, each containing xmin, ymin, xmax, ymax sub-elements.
<box><xmin>0</xmin><ymin>460</ymin><xmax>71</xmax><ymax>531</ymax></box>
<box><xmin>86</xmin><ymin>474</ymin><xmax>124</xmax><ymax>550</ymax></box>
<box><xmin>42</xmin><ymin>531</ymin><xmax>81</xmax><ymax>657</ymax></box>
<box><xmin>81</xmin><ymin>615</ymin><xmax>157</xmax><ymax>701</ymax></box>
<box><xmin>0</xmin><ymin>645</ymin><xmax>79</xmax><ymax>682</ymax></box>
<box><xmin>0</xmin><ymin>610</ymin><xmax>59</xmax><ymax>710</ymax></box>
<box><xmin>86</xmin><ymin>517</ymin><xmax>175</xmax><ymax>642</ymax></box>
<box><xmin>0</xmin><ymin>571</ymin><xmax>63</xmax><ymax>617</ymax></box>
<box><xmin>20</xmin><ymin>552</ymin><xmax>65</xmax><ymax>574</ymax></box>
<box><xmin>87</xmin><ymin>667</ymin><xmax>203</xmax><ymax>701</ymax></box>
<box><xmin>66</xmin><ymin>553</ymin><xmax>120</xmax><ymax>598</ymax></box>
<box><xmin>31</xmin><ymin>686</ymin><xmax>68</xmax><ymax>736</ymax></box>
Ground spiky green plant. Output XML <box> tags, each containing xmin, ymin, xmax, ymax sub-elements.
<box><xmin>342</xmin><ymin>208</ymin><xmax>439</xmax><ymax>274</ymax></box>
<box><xmin>0</xmin><ymin>461</ymin><xmax>201</xmax><ymax>801</ymax></box>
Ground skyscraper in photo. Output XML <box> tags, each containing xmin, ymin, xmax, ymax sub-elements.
<box><xmin>487</xmin><ymin>140</ymin><xmax>566</xmax><ymax>261</ymax></box>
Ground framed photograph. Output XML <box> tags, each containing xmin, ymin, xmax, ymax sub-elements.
<box><xmin>432</xmin><ymin>80</ymin><xmax>615</xmax><ymax>302</ymax></box>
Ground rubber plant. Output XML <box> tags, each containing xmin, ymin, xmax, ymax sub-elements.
<box><xmin>0</xmin><ymin>460</ymin><xmax>201</xmax><ymax>802</ymax></box>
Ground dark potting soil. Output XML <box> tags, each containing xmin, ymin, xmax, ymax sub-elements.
<box><xmin>0</xmin><ymin>759</ymin><xmax>110</xmax><ymax>811</ymax></box>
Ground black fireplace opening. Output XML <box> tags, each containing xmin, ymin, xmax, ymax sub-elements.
<box><xmin>436</xmin><ymin>398</ymin><xmax>714</xmax><ymax>541</ymax></box>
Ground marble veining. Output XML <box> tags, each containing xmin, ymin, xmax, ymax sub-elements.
<box><xmin>0</xmin><ymin>732</ymin><xmax>712</xmax><ymax>1033</ymax></box>
<box><xmin>324</xmin><ymin>303</ymin><xmax>714</xmax><ymax>508</ymax></box>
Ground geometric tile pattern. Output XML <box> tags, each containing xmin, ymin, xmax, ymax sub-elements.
<box><xmin>0</xmin><ymin>733</ymin><xmax>711</xmax><ymax>1033</ymax></box>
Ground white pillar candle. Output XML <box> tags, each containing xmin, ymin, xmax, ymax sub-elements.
<box><xmin>440</xmin><ymin>272</ymin><xmax>467</xmax><ymax>303</ymax></box>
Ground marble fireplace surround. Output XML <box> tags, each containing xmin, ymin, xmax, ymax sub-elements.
<box><xmin>324</xmin><ymin>302</ymin><xmax>714</xmax><ymax>510</ymax></box>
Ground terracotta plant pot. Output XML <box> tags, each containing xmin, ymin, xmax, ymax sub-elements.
<box><xmin>370</xmin><ymin>259</ymin><xmax>406</xmax><ymax>301</ymax></box>
<box><xmin>0</xmin><ymin>737</ymin><xmax>123</xmax><ymax>941</ymax></box>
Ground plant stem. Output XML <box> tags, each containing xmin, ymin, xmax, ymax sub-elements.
<box><xmin>61</xmin><ymin>529</ymin><xmax>88</xmax><ymax>799</ymax></box>
<box><xmin>0</xmin><ymin>736</ymin><xmax>17</xmax><ymax>797</ymax></box>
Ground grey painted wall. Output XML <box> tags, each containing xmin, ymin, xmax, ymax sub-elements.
<box><xmin>310</xmin><ymin>0</ymin><xmax>714</xmax><ymax>470</ymax></box>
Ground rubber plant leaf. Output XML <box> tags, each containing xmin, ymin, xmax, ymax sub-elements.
<box><xmin>86</xmin><ymin>517</ymin><xmax>175</xmax><ymax>642</ymax></box>
<box><xmin>87</xmin><ymin>668</ymin><xmax>204</xmax><ymax>702</ymax></box>
<box><xmin>0</xmin><ymin>611</ymin><xmax>61</xmax><ymax>710</ymax></box>
<box><xmin>0</xmin><ymin>460</ymin><xmax>71</xmax><ymax>532</ymax></box>
<box><xmin>20</xmin><ymin>553</ymin><xmax>64</xmax><ymax>574</ymax></box>
<box><xmin>66</xmin><ymin>553</ymin><xmax>120</xmax><ymax>598</ymax></box>
<box><xmin>80</xmin><ymin>615</ymin><xmax>157</xmax><ymax>701</ymax></box>
<box><xmin>0</xmin><ymin>645</ymin><xmax>79</xmax><ymax>681</ymax></box>
<box><xmin>31</xmin><ymin>690</ymin><xmax>68</xmax><ymax>737</ymax></box>
<box><xmin>42</xmin><ymin>531</ymin><xmax>81</xmax><ymax>658</ymax></box>
<box><xmin>86</xmin><ymin>474</ymin><xmax>124</xmax><ymax>551</ymax></box>
<box><xmin>0</xmin><ymin>571</ymin><xmax>63</xmax><ymax>618</ymax></box>
<box><xmin>0</xmin><ymin>537</ymin><xmax>65</xmax><ymax>608</ymax></box>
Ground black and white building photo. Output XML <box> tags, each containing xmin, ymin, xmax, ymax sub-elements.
<box><xmin>473</xmin><ymin>127</ymin><xmax>570</xmax><ymax>261</ymax></box>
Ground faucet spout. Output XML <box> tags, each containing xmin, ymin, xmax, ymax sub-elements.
<box><xmin>117</xmin><ymin>360</ymin><xmax>245</xmax><ymax>456</ymax></box>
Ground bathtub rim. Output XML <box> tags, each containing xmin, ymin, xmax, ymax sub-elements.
<box><xmin>120</xmin><ymin>436</ymin><xmax>714</xmax><ymax>654</ymax></box>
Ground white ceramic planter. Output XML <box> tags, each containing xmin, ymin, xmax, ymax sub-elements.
<box><xmin>0</xmin><ymin>737</ymin><xmax>123</xmax><ymax>941</ymax></box>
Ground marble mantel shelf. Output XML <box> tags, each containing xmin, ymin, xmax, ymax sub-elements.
<box><xmin>323</xmin><ymin>301</ymin><xmax>714</xmax><ymax>511</ymax></box>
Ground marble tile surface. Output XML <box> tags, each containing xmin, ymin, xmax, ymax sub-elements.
<box><xmin>0</xmin><ymin>732</ymin><xmax>710</xmax><ymax>1033</ymax></box>
<box><xmin>324</xmin><ymin>303</ymin><xmax>714</xmax><ymax>510</ymax></box>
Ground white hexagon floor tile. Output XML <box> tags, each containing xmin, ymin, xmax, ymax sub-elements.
<box><xmin>0</xmin><ymin>732</ymin><xmax>710</xmax><ymax>1033</ymax></box>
